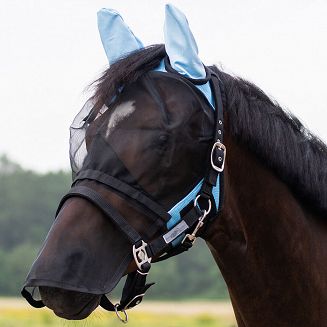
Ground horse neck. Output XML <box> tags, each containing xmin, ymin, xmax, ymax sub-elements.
<box><xmin>205</xmin><ymin>135</ymin><xmax>327</xmax><ymax>327</ymax></box>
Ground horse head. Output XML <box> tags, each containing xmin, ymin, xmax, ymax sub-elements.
<box><xmin>22</xmin><ymin>4</ymin><xmax>221</xmax><ymax>320</ymax></box>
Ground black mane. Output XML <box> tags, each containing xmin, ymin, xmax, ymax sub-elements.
<box><xmin>217</xmin><ymin>69</ymin><xmax>327</xmax><ymax>216</ymax></box>
<box><xmin>92</xmin><ymin>44</ymin><xmax>327</xmax><ymax>216</ymax></box>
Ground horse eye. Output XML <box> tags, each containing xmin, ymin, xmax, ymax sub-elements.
<box><xmin>158</xmin><ymin>134</ymin><xmax>169</xmax><ymax>143</ymax></box>
<box><xmin>156</xmin><ymin>134</ymin><xmax>169</xmax><ymax>148</ymax></box>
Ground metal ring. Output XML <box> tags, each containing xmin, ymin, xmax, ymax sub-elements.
<box><xmin>114</xmin><ymin>304</ymin><xmax>128</xmax><ymax>324</ymax></box>
<box><xmin>194</xmin><ymin>195</ymin><xmax>212</xmax><ymax>216</ymax></box>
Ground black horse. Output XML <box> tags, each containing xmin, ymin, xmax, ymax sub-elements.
<box><xmin>23</xmin><ymin>45</ymin><xmax>327</xmax><ymax>326</ymax></box>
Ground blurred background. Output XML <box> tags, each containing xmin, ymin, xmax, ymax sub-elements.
<box><xmin>0</xmin><ymin>0</ymin><xmax>326</xmax><ymax>326</ymax></box>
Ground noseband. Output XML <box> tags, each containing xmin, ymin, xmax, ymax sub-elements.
<box><xmin>22</xmin><ymin>60</ymin><xmax>226</xmax><ymax>323</ymax></box>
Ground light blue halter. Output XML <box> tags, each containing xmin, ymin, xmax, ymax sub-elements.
<box><xmin>97</xmin><ymin>4</ymin><xmax>220</xmax><ymax>235</ymax></box>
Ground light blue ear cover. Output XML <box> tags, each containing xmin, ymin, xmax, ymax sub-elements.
<box><xmin>97</xmin><ymin>8</ymin><xmax>144</xmax><ymax>64</ymax></box>
<box><xmin>159</xmin><ymin>4</ymin><xmax>214</xmax><ymax>107</ymax></box>
<box><xmin>164</xmin><ymin>4</ymin><xmax>205</xmax><ymax>79</ymax></box>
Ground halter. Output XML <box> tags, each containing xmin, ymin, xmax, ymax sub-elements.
<box><xmin>22</xmin><ymin>59</ymin><xmax>226</xmax><ymax>323</ymax></box>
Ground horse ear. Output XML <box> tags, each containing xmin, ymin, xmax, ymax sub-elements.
<box><xmin>164</xmin><ymin>4</ymin><xmax>206</xmax><ymax>79</ymax></box>
<box><xmin>97</xmin><ymin>8</ymin><xmax>144</xmax><ymax>65</ymax></box>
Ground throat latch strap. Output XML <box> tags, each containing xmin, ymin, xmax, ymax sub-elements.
<box><xmin>200</xmin><ymin>71</ymin><xmax>226</xmax><ymax>200</ymax></box>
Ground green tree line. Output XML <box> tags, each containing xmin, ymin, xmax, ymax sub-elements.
<box><xmin>0</xmin><ymin>155</ymin><xmax>229</xmax><ymax>300</ymax></box>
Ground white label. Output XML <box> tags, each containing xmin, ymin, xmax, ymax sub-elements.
<box><xmin>163</xmin><ymin>220</ymin><xmax>189</xmax><ymax>244</ymax></box>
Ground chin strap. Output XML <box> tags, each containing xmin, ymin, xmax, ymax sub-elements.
<box><xmin>100</xmin><ymin>260</ymin><xmax>154</xmax><ymax>323</ymax></box>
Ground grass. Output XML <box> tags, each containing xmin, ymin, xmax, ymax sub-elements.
<box><xmin>0</xmin><ymin>299</ymin><xmax>237</xmax><ymax>327</ymax></box>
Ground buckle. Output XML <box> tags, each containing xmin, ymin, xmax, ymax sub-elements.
<box><xmin>182</xmin><ymin>233</ymin><xmax>197</xmax><ymax>245</ymax></box>
<box><xmin>123</xmin><ymin>293</ymin><xmax>145</xmax><ymax>310</ymax></box>
<box><xmin>133</xmin><ymin>240</ymin><xmax>152</xmax><ymax>271</ymax></box>
<box><xmin>211</xmin><ymin>142</ymin><xmax>226</xmax><ymax>172</ymax></box>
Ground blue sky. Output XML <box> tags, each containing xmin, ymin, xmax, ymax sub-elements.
<box><xmin>1</xmin><ymin>0</ymin><xmax>327</xmax><ymax>171</ymax></box>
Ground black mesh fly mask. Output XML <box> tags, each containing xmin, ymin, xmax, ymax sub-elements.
<box><xmin>22</xmin><ymin>60</ymin><xmax>226</xmax><ymax>321</ymax></box>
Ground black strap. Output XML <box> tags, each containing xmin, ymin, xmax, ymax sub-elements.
<box><xmin>199</xmin><ymin>71</ymin><xmax>225</xmax><ymax>204</ymax></box>
<box><xmin>74</xmin><ymin>169</ymin><xmax>171</xmax><ymax>223</ymax></box>
<box><xmin>100</xmin><ymin>267</ymin><xmax>154</xmax><ymax>312</ymax></box>
<box><xmin>57</xmin><ymin>185</ymin><xmax>142</xmax><ymax>244</ymax></box>
<box><xmin>21</xmin><ymin>287</ymin><xmax>45</xmax><ymax>308</ymax></box>
<box><xmin>153</xmin><ymin>241</ymin><xmax>193</xmax><ymax>262</ymax></box>
<box><xmin>118</xmin><ymin>267</ymin><xmax>154</xmax><ymax>310</ymax></box>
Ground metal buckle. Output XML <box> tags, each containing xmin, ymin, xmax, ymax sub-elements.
<box><xmin>211</xmin><ymin>142</ymin><xmax>226</xmax><ymax>172</ymax></box>
<box><xmin>182</xmin><ymin>233</ymin><xmax>197</xmax><ymax>245</ymax></box>
<box><xmin>182</xmin><ymin>196</ymin><xmax>212</xmax><ymax>245</ymax></box>
<box><xmin>114</xmin><ymin>304</ymin><xmax>128</xmax><ymax>323</ymax></box>
<box><xmin>123</xmin><ymin>293</ymin><xmax>145</xmax><ymax>310</ymax></box>
<box><xmin>133</xmin><ymin>240</ymin><xmax>152</xmax><ymax>271</ymax></box>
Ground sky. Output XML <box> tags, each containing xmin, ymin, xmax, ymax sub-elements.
<box><xmin>1</xmin><ymin>0</ymin><xmax>327</xmax><ymax>172</ymax></box>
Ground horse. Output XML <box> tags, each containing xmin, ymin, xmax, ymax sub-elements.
<box><xmin>22</xmin><ymin>5</ymin><xmax>327</xmax><ymax>327</ymax></box>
